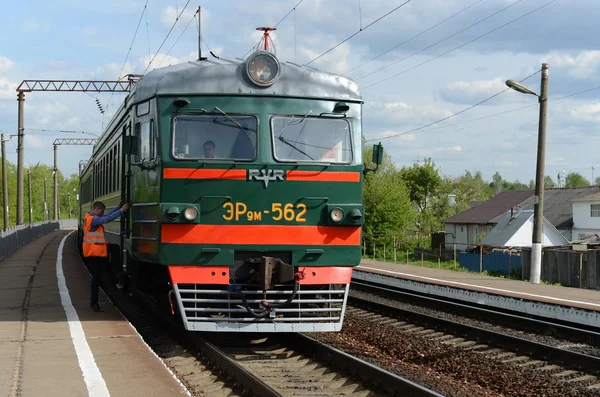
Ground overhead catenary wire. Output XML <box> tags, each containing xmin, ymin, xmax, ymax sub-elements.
<box><xmin>25</xmin><ymin>128</ymin><xmax>100</xmax><ymax>137</ymax></box>
<box><xmin>143</xmin><ymin>0</ymin><xmax>192</xmax><ymax>75</ymax></box>
<box><xmin>362</xmin><ymin>0</ymin><xmax>557</xmax><ymax>89</ymax></box>
<box><xmin>102</xmin><ymin>0</ymin><xmax>149</xmax><ymax>129</ymax></box>
<box><xmin>365</xmin><ymin>68</ymin><xmax>541</xmax><ymax>143</ymax></box>
<box><xmin>305</xmin><ymin>0</ymin><xmax>413</xmax><ymax>66</ymax></box>
<box><xmin>349</xmin><ymin>0</ymin><xmax>488</xmax><ymax>74</ymax></box>
<box><xmin>159</xmin><ymin>7</ymin><xmax>199</xmax><ymax>66</ymax></box>
<box><xmin>365</xmin><ymin>80</ymin><xmax>600</xmax><ymax>143</ymax></box>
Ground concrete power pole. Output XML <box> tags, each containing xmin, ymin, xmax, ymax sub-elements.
<box><xmin>16</xmin><ymin>92</ymin><xmax>25</xmax><ymax>225</ymax></box>
<box><xmin>530</xmin><ymin>63</ymin><xmax>549</xmax><ymax>284</ymax></box>
<box><xmin>1</xmin><ymin>133</ymin><xmax>8</xmax><ymax>231</ymax></box>
<box><xmin>53</xmin><ymin>144</ymin><xmax>58</xmax><ymax>220</ymax></box>
<box><xmin>43</xmin><ymin>178</ymin><xmax>48</xmax><ymax>221</ymax></box>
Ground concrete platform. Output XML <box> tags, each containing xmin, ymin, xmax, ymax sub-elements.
<box><xmin>356</xmin><ymin>259</ymin><xmax>600</xmax><ymax>328</ymax></box>
<box><xmin>0</xmin><ymin>230</ymin><xmax>189</xmax><ymax>397</ymax></box>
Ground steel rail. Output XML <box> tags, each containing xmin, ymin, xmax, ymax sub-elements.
<box><xmin>351</xmin><ymin>279</ymin><xmax>600</xmax><ymax>346</ymax></box>
<box><xmin>285</xmin><ymin>333</ymin><xmax>444</xmax><ymax>397</ymax></box>
<box><xmin>348</xmin><ymin>294</ymin><xmax>600</xmax><ymax>375</ymax></box>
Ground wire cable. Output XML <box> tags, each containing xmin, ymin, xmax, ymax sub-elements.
<box><xmin>365</xmin><ymin>80</ymin><xmax>600</xmax><ymax>143</ymax></box>
<box><xmin>25</xmin><ymin>128</ymin><xmax>100</xmax><ymax>137</ymax></box>
<box><xmin>305</xmin><ymin>0</ymin><xmax>413</xmax><ymax>66</ymax></box>
<box><xmin>103</xmin><ymin>1</ymin><xmax>149</xmax><ymax>128</ymax></box>
<box><xmin>143</xmin><ymin>0</ymin><xmax>192</xmax><ymax>74</ymax></box>
<box><xmin>159</xmin><ymin>7</ymin><xmax>199</xmax><ymax>66</ymax></box>
<box><xmin>349</xmin><ymin>0</ymin><xmax>488</xmax><ymax>74</ymax></box>
<box><xmin>365</xmin><ymin>68</ymin><xmax>540</xmax><ymax>142</ymax></box>
<box><xmin>362</xmin><ymin>0</ymin><xmax>557</xmax><ymax>89</ymax></box>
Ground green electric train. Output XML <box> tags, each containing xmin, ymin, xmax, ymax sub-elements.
<box><xmin>78</xmin><ymin>31</ymin><xmax>383</xmax><ymax>332</ymax></box>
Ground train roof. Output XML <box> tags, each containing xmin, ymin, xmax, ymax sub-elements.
<box><xmin>130</xmin><ymin>56</ymin><xmax>363</xmax><ymax>103</ymax></box>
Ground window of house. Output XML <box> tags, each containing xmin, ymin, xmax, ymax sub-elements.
<box><xmin>591</xmin><ymin>204</ymin><xmax>600</xmax><ymax>217</ymax></box>
<box><xmin>461</xmin><ymin>227</ymin><xmax>464</xmax><ymax>232</ymax></box>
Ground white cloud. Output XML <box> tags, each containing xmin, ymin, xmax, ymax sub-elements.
<box><xmin>569</xmin><ymin>103</ymin><xmax>600</xmax><ymax>123</ymax></box>
<box><xmin>25</xmin><ymin>134</ymin><xmax>44</xmax><ymax>149</ymax></box>
<box><xmin>368</xmin><ymin>101</ymin><xmax>452</xmax><ymax>122</ymax></box>
<box><xmin>439</xmin><ymin>78</ymin><xmax>506</xmax><ymax>104</ymax></box>
<box><xmin>299</xmin><ymin>42</ymin><xmax>351</xmax><ymax>75</ymax></box>
<box><xmin>0</xmin><ymin>56</ymin><xmax>14</xmax><ymax>72</ymax></box>
<box><xmin>139</xmin><ymin>52</ymin><xmax>199</xmax><ymax>72</ymax></box>
<box><xmin>544</xmin><ymin>50</ymin><xmax>600</xmax><ymax>79</ymax></box>
<box><xmin>161</xmin><ymin>6</ymin><xmax>207</xmax><ymax>29</ymax></box>
<box><xmin>0</xmin><ymin>77</ymin><xmax>17</xmax><ymax>99</ymax></box>
<box><xmin>378</xmin><ymin>131</ymin><xmax>416</xmax><ymax>142</ymax></box>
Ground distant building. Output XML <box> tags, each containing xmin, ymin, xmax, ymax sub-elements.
<box><xmin>443</xmin><ymin>190</ymin><xmax>534</xmax><ymax>250</ymax></box>
<box><xmin>480</xmin><ymin>209</ymin><xmax>569</xmax><ymax>248</ymax></box>
<box><xmin>443</xmin><ymin>186</ymin><xmax>600</xmax><ymax>250</ymax></box>
<box><xmin>570</xmin><ymin>191</ymin><xmax>600</xmax><ymax>240</ymax></box>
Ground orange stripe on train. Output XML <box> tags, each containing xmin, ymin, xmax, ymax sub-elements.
<box><xmin>163</xmin><ymin>168</ymin><xmax>246</xmax><ymax>180</ymax></box>
<box><xmin>163</xmin><ymin>168</ymin><xmax>360</xmax><ymax>182</ymax></box>
<box><xmin>161</xmin><ymin>224</ymin><xmax>361</xmax><ymax>246</ymax></box>
<box><xmin>286</xmin><ymin>170</ymin><xmax>360</xmax><ymax>182</ymax></box>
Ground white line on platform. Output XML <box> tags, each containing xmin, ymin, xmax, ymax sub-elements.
<box><xmin>57</xmin><ymin>231</ymin><xmax>110</xmax><ymax>397</ymax></box>
<box><xmin>358</xmin><ymin>265</ymin><xmax>600</xmax><ymax>309</ymax></box>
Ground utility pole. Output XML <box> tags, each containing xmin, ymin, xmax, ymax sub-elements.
<box><xmin>531</xmin><ymin>63</ymin><xmax>549</xmax><ymax>285</ymax></box>
<box><xmin>27</xmin><ymin>170</ymin><xmax>32</xmax><ymax>225</ymax></box>
<box><xmin>27</xmin><ymin>162</ymin><xmax>40</xmax><ymax>226</ymax></box>
<box><xmin>1</xmin><ymin>133</ymin><xmax>8</xmax><ymax>231</ymax></box>
<box><xmin>592</xmin><ymin>166</ymin><xmax>595</xmax><ymax>185</ymax></box>
<box><xmin>43</xmin><ymin>178</ymin><xmax>48</xmax><ymax>221</ymax></box>
<box><xmin>53</xmin><ymin>144</ymin><xmax>58</xmax><ymax>220</ymax></box>
<box><xmin>16</xmin><ymin>91</ymin><xmax>25</xmax><ymax>225</ymax></box>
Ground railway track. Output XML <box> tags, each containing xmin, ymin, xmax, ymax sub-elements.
<box><xmin>345</xmin><ymin>280</ymin><xmax>600</xmax><ymax>394</ymax></box>
<box><xmin>75</xmin><ymin>239</ymin><xmax>441</xmax><ymax>396</ymax></box>
<box><xmin>351</xmin><ymin>278</ymin><xmax>600</xmax><ymax>346</ymax></box>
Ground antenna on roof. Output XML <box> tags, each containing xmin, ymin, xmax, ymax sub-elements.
<box><xmin>256</xmin><ymin>27</ymin><xmax>276</xmax><ymax>54</ymax></box>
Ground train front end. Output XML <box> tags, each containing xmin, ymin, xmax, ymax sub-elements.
<box><xmin>134</xmin><ymin>48</ymin><xmax>381</xmax><ymax>332</ymax></box>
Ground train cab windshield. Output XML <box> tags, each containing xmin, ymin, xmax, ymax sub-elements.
<box><xmin>172</xmin><ymin>114</ymin><xmax>257</xmax><ymax>160</ymax></box>
<box><xmin>271</xmin><ymin>116</ymin><xmax>353</xmax><ymax>164</ymax></box>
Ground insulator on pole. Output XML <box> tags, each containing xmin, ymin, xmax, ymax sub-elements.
<box><xmin>95</xmin><ymin>98</ymin><xmax>105</xmax><ymax>114</ymax></box>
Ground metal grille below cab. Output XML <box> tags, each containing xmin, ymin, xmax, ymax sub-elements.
<box><xmin>171</xmin><ymin>283</ymin><xmax>350</xmax><ymax>332</ymax></box>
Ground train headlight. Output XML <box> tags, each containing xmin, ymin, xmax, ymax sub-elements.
<box><xmin>183</xmin><ymin>206</ymin><xmax>198</xmax><ymax>221</ymax></box>
<box><xmin>246</xmin><ymin>52</ymin><xmax>280</xmax><ymax>87</ymax></box>
<box><xmin>330</xmin><ymin>207</ymin><xmax>344</xmax><ymax>223</ymax></box>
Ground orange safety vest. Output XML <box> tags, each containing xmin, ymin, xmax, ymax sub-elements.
<box><xmin>83</xmin><ymin>213</ymin><xmax>108</xmax><ymax>257</ymax></box>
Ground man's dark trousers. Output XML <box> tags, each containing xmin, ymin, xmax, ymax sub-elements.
<box><xmin>86</xmin><ymin>256</ymin><xmax>106</xmax><ymax>306</ymax></box>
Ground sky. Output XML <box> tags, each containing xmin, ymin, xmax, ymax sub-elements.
<box><xmin>1</xmin><ymin>0</ymin><xmax>599</xmax><ymax>185</ymax></box>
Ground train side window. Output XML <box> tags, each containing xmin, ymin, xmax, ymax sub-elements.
<box><xmin>136</xmin><ymin>120</ymin><xmax>154</xmax><ymax>161</ymax></box>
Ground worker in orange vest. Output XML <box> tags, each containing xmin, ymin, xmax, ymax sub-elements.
<box><xmin>83</xmin><ymin>200</ymin><xmax>129</xmax><ymax>312</ymax></box>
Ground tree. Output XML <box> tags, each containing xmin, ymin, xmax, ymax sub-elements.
<box><xmin>595</xmin><ymin>176</ymin><xmax>600</xmax><ymax>186</ymax></box>
<box><xmin>544</xmin><ymin>175</ymin><xmax>555</xmax><ymax>188</ymax></box>
<box><xmin>362</xmin><ymin>146</ymin><xmax>417</xmax><ymax>252</ymax></box>
<box><xmin>565</xmin><ymin>172</ymin><xmax>590</xmax><ymax>187</ymax></box>
<box><xmin>491</xmin><ymin>172</ymin><xmax>503</xmax><ymax>194</ymax></box>
<box><xmin>398</xmin><ymin>158</ymin><xmax>442</xmax><ymax>212</ymax></box>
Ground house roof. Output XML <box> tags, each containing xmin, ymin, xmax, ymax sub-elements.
<box><xmin>481</xmin><ymin>210</ymin><xmax>569</xmax><ymax>247</ymax></box>
<box><xmin>443</xmin><ymin>190</ymin><xmax>534</xmax><ymax>224</ymax></box>
<box><xmin>570</xmin><ymin>190</ymin><xmax>600</xmax><ymax>202</ymax></box>
<box><xmin>518</xmin><ymin>186</ymin><xmax>600</xmax><ymax>228</ymax></box>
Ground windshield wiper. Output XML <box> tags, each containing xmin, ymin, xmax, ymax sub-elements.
<box><xmin>277</xmin><ymin>136</ymin><xmax>315</xmax><ymax>160</ymax></box>
<box><xmin>214</xmin><ymin>106</ymin><xmax>253</xmax><ymax>143</ymax></box>
<box><xmin>212</xmin><ymin>117</ymin><xmax>257</xmax><ymax>132</ymax></box>
<box><xmin>276</xmin><ymin>110</ymin><xmax>312</xmax><ymax>138</ymax></box>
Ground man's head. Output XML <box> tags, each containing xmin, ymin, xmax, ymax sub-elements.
<box><xmin>92</xmin><ymin>201</ymin><xmax>106</xmax><ymax>216</ymax></box>
<box><xmin>203</xmin><ymin>140</ymin><xmax>216</xmax><ymax>158</ymax></box>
